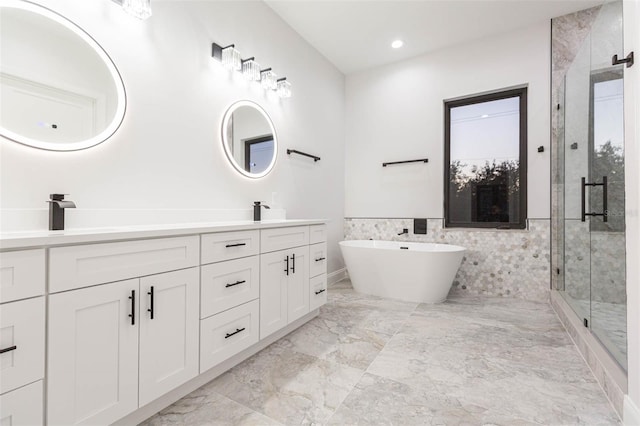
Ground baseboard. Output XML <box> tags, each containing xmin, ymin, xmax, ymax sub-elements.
<box><xmin>625</xmin><ymin>395</ymin><xmax>640</xmax><ymax>426</ymax></box>
<box><xmin>328</xmin><ymin>267</ymin><xmax>348</xmax><ymax>285</ymax></box>
<box><xmin>114</xmin><ymin>309</ymin><xmax>319</xmax><ymax>426</ymax></box>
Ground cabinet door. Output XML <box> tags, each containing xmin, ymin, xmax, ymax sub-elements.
<box><xmin>260</xmin><ymin>250</ymin><xmax>288</xmax><ymax>339</ymax></box>
<box><xmin>48</xmin><ymin>279</ymin><xmax>139</xmax><ymax>426</ymax></box>
<box><xmin>139</xmin><ymin>268</ymin><xmax>199</xmax><ymax>407</ymax></box>
<box><xmin>287</xmin><ymin>246</ymin><xmax>310</xmax><ymax>323</ymax></box>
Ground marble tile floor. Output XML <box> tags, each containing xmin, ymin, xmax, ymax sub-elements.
<box><xmin>141</xmin><ymin>280</ymin><xmax>620</xmax><ymax>426</ymax></box>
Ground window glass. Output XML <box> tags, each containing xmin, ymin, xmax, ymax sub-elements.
<box><xmin>445</xmin><ymin>89</ymin><xmax>527</xmax><ymax>228</ymax></box>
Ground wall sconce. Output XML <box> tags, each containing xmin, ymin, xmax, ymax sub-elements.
<box><xmin>241</xmin><ymin>58</ymin><xmax>261</xmax><ymax>81</ymax></box>
<box><xmin>112</xmin><ymin>0</ymin><xmax>152</xmax><ymax>20</ymax></box>
<box><xmin>277</xmin><ymin>78</ymin><xmax>291</xmax><ymax>98</ymax></box>
<box><xmin>212</xmin><ymin>42</ymin><xmax>292</xmax><ymax>98</ymax></box>
<box><xmin>260</xmin><ymin>69</ymin><xmax>277</xmax><ymax>90</ymax></box>
<box><xmin>221</xmin><ymin>45</ymin><xmax>241</xmax><ymax>71</ymax></box>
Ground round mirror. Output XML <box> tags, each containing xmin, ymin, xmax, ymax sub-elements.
<box><xmin>221</xmin><ymin>101</ymin><xmax>277</xmax><ymax>179</ymax></box>
<box><xmin>0</xmin><ymin>0</ymin><xmax>126</xmax><ymax>151</ymax></box>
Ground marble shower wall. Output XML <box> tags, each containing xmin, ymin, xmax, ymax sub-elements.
<box><xmin>343</xmin><ymin>218</ymin><xmax>550</xmax><ymax>302</ymax></box>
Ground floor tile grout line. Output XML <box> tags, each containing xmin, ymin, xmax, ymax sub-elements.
<box><xmin>325</xmin><ymin>295</ymin><xmax>421</xmax><ymax>425</ymax></box>
<box><xmin>208</xmin><ymin>389</ymin><xmax>286</xmax><ymax>426</ymax></box>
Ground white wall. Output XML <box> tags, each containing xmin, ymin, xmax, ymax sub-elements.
<box><xmin>0</xmin><ymin>0</ymin><xmax>346</xmax><ymax>274</ymax></box>
<box><xmin>345</xmin><ymin>22</ymin><xmax>550</xmax><ymax>219</ymax></box>
<box><xmin>624</xmin><ymin>0</ymin><xmax>640</xmax><ymax>422</ymax></box>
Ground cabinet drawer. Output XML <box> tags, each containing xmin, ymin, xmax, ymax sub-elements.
<box><xmin>309</xmin><ymin>242</ymin><xmax>327</xmax><ymax>278</ymax></box>
<box><xmin>0</xmin><ymin>297</ymin><xmax>45</xmax><ymax>394</ymax></box>
<box><xmin>200</xmin><ymin>299</ymin><xmax>259</xmax><ymax>373</ymax></box>
<box><xmin>309</xmin><ymin>224</ymin><xmax>327</xmax><ymax>244</ymax></box>
<box><xmin>0</xmin><ymin>380</ymin><xmax>43</xmax><ymax>426</ymax></box>
<box><xmin>49</xmin><ymin>236</ymin><xmax>199</xmax><ymax>293</ymax></box>
<box><xmin>201</xmin><ymin>230</ymin><xmax>259</xmax><ymax>264</ymax></box>
<box><xmin>0</xmin><ymin>249</ymin><xmax>45</xmax><ymax>304</ymax></box>
<box><xmin>260</xmin><ymin>226</ymin><xmax>309</xmax><ymax>253</ymax></box>
<box><xmin>310</xmin><ymin>274</ymin><xmax>328</xmax><ymax>311</ymax></box>
<box><xmin>201</xmin><ymin>256</ymin><xmax>259</xmax><ymax>319</ymax></box>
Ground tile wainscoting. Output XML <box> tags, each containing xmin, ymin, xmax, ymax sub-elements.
<box><xmin>343</xmin><ymin>218</ymin><xmax>550</xmax><ymax>302</ymax></box>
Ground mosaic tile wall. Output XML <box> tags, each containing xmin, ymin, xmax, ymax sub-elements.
<box><xmin>343</xmin><ymin>218</ymin><xmax>551</xmax><ymax>302</ymax></box>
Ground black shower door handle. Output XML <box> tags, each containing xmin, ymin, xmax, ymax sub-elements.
<box><xmin>581</xmin><ymin>176</ymin><xmax>608</xmax><ymax>222</ymax></box>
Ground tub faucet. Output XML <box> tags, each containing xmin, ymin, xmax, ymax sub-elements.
<box><xmin>47</xmin><ymin>194</ymin><xmax>76</xmax><ymax>231</ymax></box>
<box><xmin>398</xmin><ymin>228</ymin><xmax>409</xmax><ymax>236</ymax></box>
<box><xmin>253</xmin><ymin>201</ymin><xmax>270</xmax><ymax>221</ymax></box>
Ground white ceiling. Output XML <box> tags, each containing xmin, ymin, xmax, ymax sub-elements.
<box><xmin>264</xmin><ymin>0</ymin><xmax>606</xmax><ymax>74</ymax></box>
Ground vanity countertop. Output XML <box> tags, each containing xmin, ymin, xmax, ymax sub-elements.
<box><xmin>0</xmin><ymin>219</ymin><xmax>327</xmax><ymax>250</ymax></box>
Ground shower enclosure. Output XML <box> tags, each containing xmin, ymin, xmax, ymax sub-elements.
<box><xmin>553</xmin><ymin>1</ymin><xmax>627</xmax><ymax>370</ymax></box>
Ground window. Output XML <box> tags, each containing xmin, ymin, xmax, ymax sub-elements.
<box><xmin>444</xmin><ymin>87</ymin><xmax>527</xmax><ymax>229</ymax></box>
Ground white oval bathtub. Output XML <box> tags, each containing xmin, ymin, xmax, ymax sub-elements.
<box><xmin>339</xmin><ymin>240</ymin><xmax>465</xmax><ymax>303</ymax></box>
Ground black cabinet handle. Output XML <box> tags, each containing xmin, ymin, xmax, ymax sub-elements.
<box><xmin>0</xmin><ymin>345</ymin><xmax>17</xmax><ymax>354</ymax></box>
<box><xmin>284</xmin><ymin>255</ymin><xmax>289</xmax><ymax>275</ymax></box>
<box><xmin>225</xmin><ymin>243</ymin><xmax>246</xmax><ymax>248</ymax></box>
<box><xmin>128</xmin><ymin>290</ymin><xmax>136</xmax><ymax>326</ymax></box>
<box><xmin>291</xmin><ymin>253</ymin><xmax>296</xmax><ymax>274</ymax></box>
<box><xmin>147</xmin><ymin>286</ymin><xmax>154</xmax><ymax>320</ymax></box>
<box><xmin>225</xmin><ymin>327</ymin><xmax>246</xmax><ymax>339</ymax></box>
<box><xmin>225</xmin><ymin>280</ymin><xmax>246</xmax><ymax>288</ymax></box>
<box><xmin>315</xmin><ymin>289</ymin><xmax>326</xmax><ymax>295</ymax></box>
<box><xmin>315</xmin><ymin>257</ymin><xmax>326</xmax><ymax>262</ymax></box>
<box><xmin>581</xmin><ymin>176</ymin><xmax>608</xmax><ymax>222</ymax></box>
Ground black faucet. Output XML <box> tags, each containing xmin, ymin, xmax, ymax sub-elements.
<box><xmin>47</xmin><ymin>194</ymin><xmax>76</xmax><ymax>230</ymax></box>
<box><xmin>253</xmin><ymin>201</ymin><xmax>271</xmax><ymax>221</ymax></box>
<box><xmin>397</xmin><ymin>228</ymin><xmax>409</xmax><ymax>236</ymax></box>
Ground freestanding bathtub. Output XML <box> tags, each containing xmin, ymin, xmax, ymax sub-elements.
<box><xmin>339</xmin><ymin>240</ymin><xmax>466</xmax><ymax>303</ymax></box>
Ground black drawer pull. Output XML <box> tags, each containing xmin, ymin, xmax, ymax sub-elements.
<box><xmin>225</xmin><ymin>280</ymin><xmax>246</xmax><ymax>288</ymax></box>
<box><xmin>225</xmin><ymin>327</ymin><xmax>246</xmax><ymax>339</ymax></box>
<box><xmin>225</xmin><ymin>243</ymin><xmax>247</xmax><ymax>248</ymax></box>
<box><xmin>128</xmin><ymin>290</ymin><xmax>136</xmax><ymax>326</ymax></box>
<box><xmin>147</xmin><ymin>286</ymin><xmax>154</xmax><ymax>320</ymax></box>
<box><xmin>315</xmin><ymin>289</ymin><xmax>326</xmax><ymax>295</ymax></box>
<box><xmin>0</xmin><ymin>345</ymin><xmax>17</xmax><ymax>354</ymax></box>
<box><xmin>315</xmin><ymin>257</ymin><xmax>326</xmax><ymax>262</ymax></box>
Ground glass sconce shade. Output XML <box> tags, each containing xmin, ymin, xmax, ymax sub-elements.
<box><xmin>277</xmin><ymin>78</ymin><xmax>292</xmax><ymax>98</ymax></box>
<box><xmin>242</xmin><ymin>58</ymin><xmax>261</xmax><ymax>81</ymax></box>
<box><xmin>122</xmin><ymin>0</ymin><xmax>152</xmax><ymax>20</ymax></box>
<box><xmin>222</xmin><ymin>45</ymin><xmax>241</xmax><ymax>71</ymax></box>
<box><xmin>260</xmin><ymin>69</ymin><xmax>277</xmax><ymax>90</ymax></box>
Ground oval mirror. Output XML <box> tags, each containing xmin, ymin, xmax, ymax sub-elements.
<box><xmin>0</xmin><ymin>0</ymin><xmax>126</xmax><ymax>151</ymax></box>
<box><xmin>221</xmin><ymin>101</ymin><xmax>277</xmax><ymax>178</ymax></box>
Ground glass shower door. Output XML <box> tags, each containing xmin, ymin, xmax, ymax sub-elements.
<box><xmin>589</xmin><ymin>68</ymin><xmax>626</xmax><ymax>369</ymax></box>
<box><xmin>561</xmin><ymin>0</ymin><xmax>627</xmax><ymax>370</ymax></box>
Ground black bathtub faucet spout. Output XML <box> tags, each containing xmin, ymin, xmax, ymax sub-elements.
<box><xmin>47</xmin><ymin>193</ymin><xmax>76</xmax><ymax>231</ymax></box>
<box><xmin>253</xmin><ymin>201</ymin><xmax>271</xmax><ymax>221</ymax></box>
<box><xmin>398</xmin><ymin>228</ymin><xmax>409</xmax><ymax>235</ymax></box>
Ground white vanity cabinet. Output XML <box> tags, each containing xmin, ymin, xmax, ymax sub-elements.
<box><xmin>0</xmin><ymin>220</ymin><xmax>327</xmax><ymax>426</ymax></box>
<box><xmin>260</xmin><ymin>227</ymin><xmax>310</xmax><ymax>339</ymax></box>
<box><xmin>0</xmin><ymin>249</ymin><xmax>46</xmax><ymax>426</ymax></box>
<box><xmin>47</xmin><ymin>234</ymin><xmax>200</xmax><ymax>426</ymax></box>
<box><xmin>48</xmin><ymin>267</ymin><xmax>199</xmax><ymax>425</ymax></box>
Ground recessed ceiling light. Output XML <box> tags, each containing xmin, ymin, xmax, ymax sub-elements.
<box><xmin>391</xmin><ymin>40</ymin><xmax>404</xmax><ymax>49</ymax></box>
